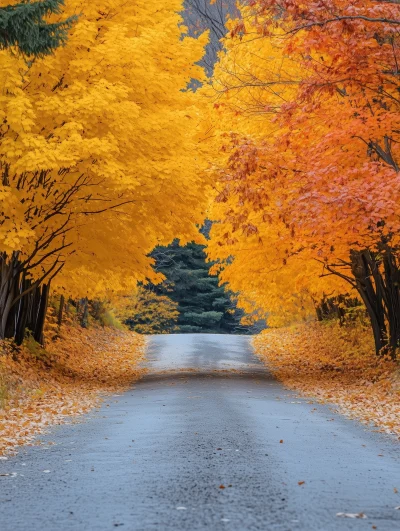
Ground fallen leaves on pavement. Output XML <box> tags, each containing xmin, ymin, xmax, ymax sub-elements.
<box><xmin>336</xmin><ymin>513</ymin><xmax>366</xmax><ymax>519</ymax></box>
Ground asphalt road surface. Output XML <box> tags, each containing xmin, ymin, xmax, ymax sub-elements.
<box><xmin>1</xmin><ymin>334</ymin><xmax>400</xmax><ymax>531</ymax></box>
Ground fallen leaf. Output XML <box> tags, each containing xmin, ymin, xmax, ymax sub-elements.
<box><xmin>336</xmin><ymin>513</ymin><xmax>366</xmax><ymax>519</ymax></box>
<box><xmin>298</xmin><ymin>481</ymin><xmax>305</xmax><ymax>486</ymax></box>
<box><xmin>280</xmin><ymin>439</ymin><xmax>284</xmax><ymax>443</ymax></box>
<box><xmin>219</xmin><ymin>484</ymin><xmax>225</xmax><ymax>489</ymax></box>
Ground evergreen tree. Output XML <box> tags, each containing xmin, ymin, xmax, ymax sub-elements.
<box><xmin>0</xmin><ymin>0</ymin><xmax>77</xmax><ymax>57</ymax></box>
<box><xmin>150</xmin><ymin>240</ymin><xmax>259</xmax><ymax>334</ymax></box>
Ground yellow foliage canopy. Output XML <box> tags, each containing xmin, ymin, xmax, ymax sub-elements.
<box><xmin>0</xmin><ymin>0</ymin><xmax>210</xmax><ymax>301</ymax></box>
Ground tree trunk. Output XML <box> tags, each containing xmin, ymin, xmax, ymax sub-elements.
<box><xmin>33</xmin><ymin>283</ymin><xmax>50</xmax><ymax>345</ymax></box>
<box><xmin>0</xmin><ymin>253</ymin><xmax>53</xmax><ymax>346</ymax></box>
<box><xmin>382</xmin><ymin>249</ymin><xmax>400</xmax><ymax>355</ymax></box>
<box><xmin>350</xmin><ymin>250</ymin><xmax>388</xmax><ymax>355</ymax></box>
<box><xmin>80</xmin><ymin>298</ymin><xmax>89</xmax><ymax>328</ymax></box>
<box><xmin>315</xmin><ymin>295</ymin><xmax>356</xmax><ymax>325</ymax></box>
<box><xmin>0</xmin><ymin>252</ymin><xmax>24</xmax><ymax>340</ymax></box>
<box><xmin>14</xmin><ymin>277</ymin><xmax>31</xmax><ymax>346</ymax></box>
<box><xmin>57</xmin><ymin>295</ymin><xmax>65</xmax><ymax>327</ymax></box>
<box><xmin>348</xmin><ymin>247</ymin><xmax>400</xmax><ymax>359</ymax></box>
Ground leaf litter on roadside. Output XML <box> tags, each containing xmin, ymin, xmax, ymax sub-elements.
<box><xmin>0</xmin><ymin>326</ymin><xmax>145</xmax><ymax>455</ymax></box>
<box><xmin>254</xmin><ymin>323</ymin><xmax>400</xmax><ymax>437</ymax></box>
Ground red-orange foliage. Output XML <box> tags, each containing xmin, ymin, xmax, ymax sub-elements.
<box><xmin>240</xmin><ymin>1</ymin><xmax>400</xmax><ymax>253</ymax></box>
<box><xmin>208</xmin><ymin>0</ymin><xmax>400</xmax><ymax>355</ymax></box>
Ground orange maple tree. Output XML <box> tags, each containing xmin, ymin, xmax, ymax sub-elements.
<box><xmin>207</xmin><ymin>0</ymin><xmax>400</xmax><ymax>356</ymax></box>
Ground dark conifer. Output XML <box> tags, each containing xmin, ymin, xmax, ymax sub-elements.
<box><xmin>0</xmin><ymin>0</ymin><xmax>77</xmax><ymax>57</ymax></box>
<box><xmin>149</xmin><ymin>240</ymin><xmax>260</xmax><ymax>334</ymax></box>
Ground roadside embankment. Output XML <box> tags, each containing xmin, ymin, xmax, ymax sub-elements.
<box><xmin>253</xmin><ymin>323</ymin><xmax>400</xmax><ymax>437</ymax></box>
<box><xmin>0</xmin><ymin>326</ymin><xmax>145</xmax><ymax>455</ymax></box>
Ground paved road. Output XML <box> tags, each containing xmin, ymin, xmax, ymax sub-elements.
<box><xmin>1</xmin><ymin>334</ymin><xmax>400</xmax><ymax>530</ymax></box>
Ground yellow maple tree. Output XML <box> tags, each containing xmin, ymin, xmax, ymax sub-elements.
<box><xmin>0</xmin><ymin>0</ymin><xmax>210</xmax><ymax>343</ymax></box>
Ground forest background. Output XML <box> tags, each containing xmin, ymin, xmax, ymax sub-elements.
<box><xmin>0</xmin><ymin>0</ymin><xmax>400</xmax><ymax>452</ymax></box>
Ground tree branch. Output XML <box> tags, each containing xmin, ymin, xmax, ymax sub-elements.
<box><xmin>288</xmin><ymin>16</ymin><xmax>400</xmax><ymax>34</ymax></box>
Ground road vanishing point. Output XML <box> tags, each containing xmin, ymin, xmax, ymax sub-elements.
<box><xmin>1</xmin><ymin>334</ymin><xmax>399</xmax><ymax>530</ymax></box>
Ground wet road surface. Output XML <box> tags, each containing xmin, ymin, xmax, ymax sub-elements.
<box><xmin>0</xmin><ymin>334</ymin><xmax>399</xmax><ymax>530</ymax></box>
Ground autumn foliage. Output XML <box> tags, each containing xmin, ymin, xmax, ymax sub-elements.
<box><xmin>118</xmin><ymin>285</ymin><xmax>179</xmax><ymax>335</ymax></box>
<box><xmin>0</xmin><ymin>0</ymin><xmax>209</xmax><ymax>344</ymax></box>
<box><xmin>2</xmin><ymin>0</ymin><xmax>400</xmax><ymax>451</ymax></box>
<box><xmin>206</xmin><ymin>0</ymin><xmax>400</xmax><ymax>357</ymax></box>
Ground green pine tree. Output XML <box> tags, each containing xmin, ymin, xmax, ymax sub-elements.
<box><xmin>150</xmin><ymin>240</ymin><xmax>258</xmax><ymax>334</ymax></box>
<box><xmin>0</xmin><ymin>0</ymin><xmax>77</xmax><ymax>57</ymax></box>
